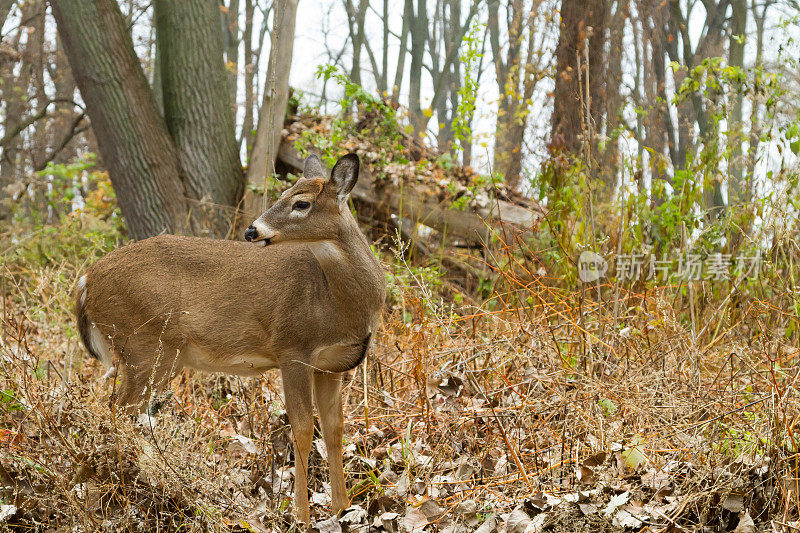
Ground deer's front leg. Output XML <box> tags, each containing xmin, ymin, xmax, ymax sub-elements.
<box><xmin>314</xmin><ymin>370</ymin><xmax>348</xmax><ymax>513</ymax></box>
<box><xmin>281</xmin><ymin>360</ymin><xmax>314</xmax><ymax>524</ymax></box>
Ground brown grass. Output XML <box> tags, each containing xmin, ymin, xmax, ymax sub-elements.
<box><xmin>1</xmin><ymin>226</ymin><xmax>799</xmax><ymax>532</ymax></box>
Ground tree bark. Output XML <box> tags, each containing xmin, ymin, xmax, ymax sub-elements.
<box><xmin>241</xmin><ymin>0</ymin><xmax>256</xmax><ymax>151</ymax></box>
<box><xmin>155</xmin><ymin>0</ymin><xmax>244</xmax><ymax>237</ymax></box>
<box><xmin>51</xmin><ymin>0</ymin><xmax>189</xmax><ymax>239</ymax></box>
<box><xmin>225</xmin><ymin>0</ymin><xmax>241</xmax><ymax>109</ymax></box>
<box><xmin>244</xmin><ymin>0</ymin><xmax>297</xmax><ymax>215</ymax></box>
<box><xmin>151</xmin><ymin>13</ymin><xmax>164</xmax><ymax>115</ymax></box>
<box><xmin>550</xmin><ymin>0</ymin><xmax>606</xmax><ymax>159</ymax></box>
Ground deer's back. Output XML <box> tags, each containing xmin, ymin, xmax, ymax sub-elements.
<box><xmin>83</xmin><ymin>234</ymin><xmax>365</xmax><ymax>365</ymax></box>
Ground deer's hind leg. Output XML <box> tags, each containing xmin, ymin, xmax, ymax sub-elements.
<box><xmin>114</xmin><ymin>335</ymin><xmax>184</xmax><ymax>417</ymax></box>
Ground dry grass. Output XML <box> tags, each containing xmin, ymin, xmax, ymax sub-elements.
<box><xmin>1</xmin><ymin>226</ymin><xmax>799</xmax><ymax>532</ymax></box>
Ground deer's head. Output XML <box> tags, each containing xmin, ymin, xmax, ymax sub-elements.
<box><xmin>244</xmin><ymin>153</ymin><xmax>359</xmax><ymax>246</ymax></box>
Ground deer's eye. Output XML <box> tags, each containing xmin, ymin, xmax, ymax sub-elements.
<box><xmin>292</xmin><ymin>200</ymin><xmax>311</xmax><ymax>211</ymax></box>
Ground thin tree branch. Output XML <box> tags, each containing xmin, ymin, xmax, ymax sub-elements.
<box><xmin>34</xmin><ymin>112</ymin><xmax>87</xmax><ymax>171</ymax></box>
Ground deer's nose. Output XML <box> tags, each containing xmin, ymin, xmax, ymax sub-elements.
<box><xmin>244</xmin><ymin>226</ymin><xmax>258</xmax><ymax>242</ymax></box>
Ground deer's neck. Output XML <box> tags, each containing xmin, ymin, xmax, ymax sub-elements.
<box><xmin>308</xmin><ymin>213</ymin><xmax>384</xmax><ymax>321</ymax></box>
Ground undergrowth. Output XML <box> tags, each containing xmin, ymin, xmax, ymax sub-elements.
<box><xmin>1</xmin><ymin>208</ymin><xmax>799</xmax><ymax>531</ymax></box>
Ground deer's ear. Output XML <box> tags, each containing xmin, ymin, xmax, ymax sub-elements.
<box><xmin>330</xmin><ymin>153</ymin><xmax>359</xmax><ymax>204</ymax></box>
<box><xmin>303</xmin><ymin>154</ymin><xmax>326</xmax><ymax>179</ymax></box>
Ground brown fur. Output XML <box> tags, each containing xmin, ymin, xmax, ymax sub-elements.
<box><xmin>75</xmin><ymin>154</ymin><xmax>385</xmax><ymax>522</ymax></box>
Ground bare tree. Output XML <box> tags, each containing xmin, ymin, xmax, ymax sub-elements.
<box><xmin>746</xmin><ymin>0</ymin><xmax>773</xmax><ymax>189</ymax></box>
<box><xmin>728</xmin><ymin>0</ymin><xmax>747</xmax><ymax>204</ymax></box>
<box><xmin>344</xmin><ymin>0</ymin><xmax>369</xmax><ymax>86</ymax></box>
<box><xmin>601</xmin><ymin>0</ymin><xmax>628</xmax><ymax>188</ymax></box>
<box><xmin>244</xmin><ymin>0</ymin><xmax>298</xmax><ymax>215</ymax></box>
<box><xmin>489</xmin><ymin>0</ymin><xmax>550</xmax><ymax>189</ymax></box>
<box><xmin>241</xmin><ymin>0</ymin><xmax>256</xmax><ymax>151</ymax></box>
<box><xmin>224</xmin><ymin>0</ymin><xmax>241</xmax><ymax>108</ymax></box>
<box><xmin>391</xmin><ymin>0</ymin><xmax>411</xmax><ymax>104</ymax></box>
<box><xmin>550</xmin><ymin>0</ymin><xmax>607</xmax><ymax>161</ymax></box>
<box><xmin>1</xmin><ymin>0</ymin><xmax>42</xmax><ymax>214</ymax></box>
<box><xmin>406</xmin><ymin>0</ymin><xmax>479</xmax><ymax>138</ymax></box>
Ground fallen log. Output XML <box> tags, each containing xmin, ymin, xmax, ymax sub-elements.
<box><xmin>275</xmin><ymin>139</ymin><xmax>546</xmax><ymax>246</ymax></box>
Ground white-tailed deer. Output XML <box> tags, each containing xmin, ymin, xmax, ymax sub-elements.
<box><xmin>74</xmin><ymin>153</ymin><xmax>385</xmax><ymax>522</ymax></box>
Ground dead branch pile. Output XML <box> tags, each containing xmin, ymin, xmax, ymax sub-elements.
<box><xmin>270</xmin><ymin>114</ymin><xmax>546</xmax><ymax>248</ymax></box>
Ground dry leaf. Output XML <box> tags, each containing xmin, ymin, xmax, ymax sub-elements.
<box><xmin>506</xmin><ymin>508</ymin><xmax>531</xmax><ymax>533</ymax></box>
<box><xmin>314</xmin><ymin>516</ymin><xmax>342</xmax><ymax>533</ymax></box>
<box><xmin>402</xmin><ymin>508</ymin><xmax>429</xmax><ymax>532</ymax></box>
<box><xmin>733</xmin><ymin>511</ymin><xmax>755</xmax><ymax>533</ymax></box>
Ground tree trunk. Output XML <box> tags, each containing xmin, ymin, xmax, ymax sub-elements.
<box><xmin>728</xmin><ymin>0</ymin><xmax>747</xmax><ymax>205</ymax></box>
<box><xmin>51</xmin><ymin>0</ymin><xmax>189</xmax><ymax>239</ymax></box>
<box><xmin>241</xmin><ymin>0</ymin><xmax>256</xmax><ymax>152</ymax></box>
<box><xmin>645</xmin><ymin>1</ymin><xmax>676</xmax><ymax>208</ymax></box>
<box><xmin>491</xmin><ymin>0</ymin><xmax>545</xmax><ymax>190</ymax></box>
<box><xmin>380</xmin><ymin>0</ymin><xmax>389</xmax><ymax>93</ymax></box>
<box><xmin>346</xmin><ymin>0</ymin><xmax>369</xmax><ymax>86</ymax></box>
<box><xmin>746</xmin><ymin>1</ymin><xmax>769</xmax><ymax>191</ymax></box>
<box><xmin>550</xmin><ymin>0</ymin><xmax>606</xmax><ymax>159</ymax></box>
<box><xmin>461</xmin><ymin>26</ymin><xmax>487</xmax><ymax>169</ymax></box>
<box><xmin>408</xmin><ymin>0</ymin><xmax>479</xmax><ymax>138</ymax></box>
<box><xmin>664</xmin><ymin>12</ymin><xmax>691</xmax><ymax>169</ymax></box>
<box><xmin>0</xmin><ymin>4</ymin><xmax>31</xmax><ymax>221</ymax></box>
<box><xmin>490</xmin><ymin>0</ymin><xmax>523</xmax><ymax>187</ymax></box>
<box><xmin>225</xmin><ymin>0</ymin><xmax>240</xmax><ymax>109</ymax></box>
<box><xmin>601</xmin><ymin>0</ymin><xmax>626</xmax><ymax>191</ymax></box>
<box><xmin>438</xmin><ymin>0</ymin><xmax>462</xmax><ymax>155</ymax></box>
<box><xmin>47</xmin><ymin>34</ymin><xmax>80</xmax><ymax>167</ymax></box>
<box><xmin>244</xmin><ymin>0</ymin><xmax>297</xmax><ymax>216</ymax></box>
<box><xmin>408</xmin><ymin>0</ymin><xmax>428</xmax><ymax>136</ymax></box>
<box><xmin>155</xmin><ymin>0</ymin><xmax>244</xmax><ymax>237</ymax></box>
<box><xmin>391</xmin><ymin>0</ymin><xmax>411</xmax><ymax>104</ymax></box>
<box><xmin>30</xmin><ymin>5</ymin><xmax>50</xmax><ymax>171</ymax></box>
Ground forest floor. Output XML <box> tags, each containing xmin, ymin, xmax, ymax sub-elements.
<box><xmin>1</xmin><ymin>223</ymin><xmax>799</xmax><ymax>533</ymax></box>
